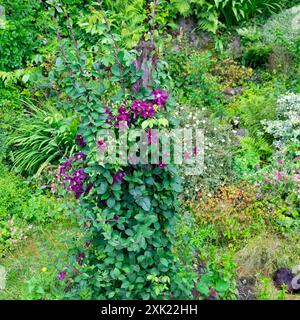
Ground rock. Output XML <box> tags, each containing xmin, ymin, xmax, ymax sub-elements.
<box><xmin>175</xmin><ymin>17</ymin><xmax>212</xmax><ymax>49</ymax></box>
<box><xmin>235</xmin><ymin>128</ymin><xmax>247</xmax><ymax>138</ymax></box>
<box><xmin>273</xmin><ymin>268</ymin><xmax>297</xmax><ymax>293</ymax></box>
<box><xmin>237</xmin><ymin>277</ymin><xmax>256</xmax><ymax>300</ymax></box>
<box><xmin>229</xmin><ymin>36</ymin><xmax>242</xmax><ymax>57</ymax></box>
<box><xmin>223</xmin><ymin>87</ymin><xmax>243</xmax><ymax>96</ymax></box>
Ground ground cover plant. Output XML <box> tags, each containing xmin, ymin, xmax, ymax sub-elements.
<box><xmin>0</xmin><ymin>0</ymin><xmax>299</xmax><ymax>301</ymax></box>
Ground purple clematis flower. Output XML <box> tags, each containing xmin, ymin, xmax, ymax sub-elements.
<box><xmin>97</xmin><ymin>139</ymin><xmax>108</xmax><ymax>153</ymax></box>
<box><xmin>75</xmin><ymin>135</ymin><xmax>86</xmax><ymax>147</ymax></box>
<box><xmin>112</xmin><ymin>171</ymin><xmax>126</xmax><ymax>184</ymax></box>
<box><xmin>151</xmin><ymin>89</ymin><xmax>168</xmax><ymax>106</ymax></box>
<box><xmin>158</xmin><ymin>161</ymin><xmax>166</xmax><ymax>170</ymax></box>
<box><xmin>75</xmin><ymin>151</ymin><xmax>87</xmax><ymax>161</ymax></box>
<box><xmin>57</xmin><ymin>271</ymin><xmax>67</xmax><ymax>281</ymax></box>
<box><xmin>131</xmin><ymin>100</ymin><xmax>155</xmax><ymax>119</ymax></box>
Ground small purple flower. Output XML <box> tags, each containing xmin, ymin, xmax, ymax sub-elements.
<box><xmin>151</xmin><ymin>89</ymin><xmax>168</xmax><ymax>106</ymax></box>
<box><xmin>147</xmin><ymin>129</ymin><xmax>158</xmax><ymax>145</ymax></box>
<box><xmin>85</xmin><ymin>182</ymin><xmax>93</xmax><ymax>195</ymax></box>
<box><xmin>75</xmin><ymin>151</ymin><xmax>87</xmax><ymax>160</ymax></box>
<box><xmin>116</xmin><ymin>103</ymin><xmax>131</xmax><ymax>127</ymax></box>
<box><xmin>277</xmin><ymin>171</ymin><xmax>282</xmax><ymax>181</ymax></box>
<box><xmin>57</xmin><ymin>271</ymin><xmax>67</xmax><ymax>281</ymax></box>
<box><xmin>105</xmin><ymin>107</ymin><xmax>112</xmax><ymax>115</ymax></box>
<box><xmin>72</xmin><ymin>184</ymin><xmax>85</xmax><ymax>199</ymax></box>
<box><xmin>85</xmin><ymin>240</ymin><xmax>92</xmax><ymax>248</ymax></box>
<box><xmin>77</xmin><ymin>253</ymin><xmax>85</xmax><ymax>266</ymax></box>
<box><xmin>113</xmin><ymin>214</ymin><xmax>120</xmax><ymax>221</ymax></box>
<box><xmin>184</xmin><ymin>151</ymin><xmax>191</xmax><ymax>161</ymax></box>
<box><xmin>75</xmin><ymin>135</ymin><xmax>86</xmax><ymax>147</ymax></box>
<box><xmin>64</xmin><ymin>168</ymin><xmax>87</xmax><ymax>198</ymax></box>
<box><xmin>158</xmin><ymin>161</ymin><xmax>166</xmax><ymax>170</ymax></box>
<box><xmin>140</xmin><ymin>102</ymin><xmax>155</xmax><ymax>119</ymax></box>
<box><xmin>131</xmin><ymin>100</ymin><xmax>143</xmax><ymax>116</ymax></box>
<box><xmin>97</xmin><ymin>139</ymin><xmax>108</xmax><ymax>153</ymax></box>
<box><xmin>118</xmin><ymin>105</ymin><xmax>127</xmax><ymax>114</ymax></box>
<box><xmin>112</xmin><ymin>171</ymin><xmax>126</xmax><ymax>184</ymax></box>
<box><xmin>132</xmin><ymin>82</ymin><xmax>140</xmax><ymax>93</ymax></box>
<box><xmin>104</xmin><ymin>107</ymin><xmax>115</xmax><ymax>125</ymax></box>
<box><xmin>74</xmin><ymin>168</ymin><xmax>86</xmax><ymax>180</ymax></box>
<box><xmin>59</xmin><ymin>158</ymin><xmax>74</xmax><ymax>175</ymax></box>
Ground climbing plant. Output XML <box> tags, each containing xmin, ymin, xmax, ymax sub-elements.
<box><xmin>50</xmin><ymin>1</ymin><xmax>195</xmax><ymax>299</ymax></box>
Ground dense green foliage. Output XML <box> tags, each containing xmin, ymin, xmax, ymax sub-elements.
<box><xmin>171</xmin><ymin>0</ymin><xmax>285</xmax><ymax>32</ymax></box>
<box><xmin>0</xmin><ymin>0</ymin><xmax>299</xmax><ymax>301</ymax></box>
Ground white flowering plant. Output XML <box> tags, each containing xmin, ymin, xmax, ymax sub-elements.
<box><xmin>263</xmin><ymin>94</ymin><xmax>300</xmax><ymax>146</ymax></box>
<box><xmin>175</xmin><ymin>106</ymin><xmax>236</xmax><ymax>199</ymax></box>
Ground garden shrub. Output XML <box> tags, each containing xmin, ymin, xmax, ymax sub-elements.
<box><xmin>236</xmin><ymin>232</ymin><xmax>300</xmax><ymax>278</ymax></box>
<box><xmin>237</xmin><ymin>25</ymin><xmax>263</xmax><ymax>46</ymax></box>
<box><xmin>21</xmin><ymin>194</ymin><xmax>65</xmax><ymax>225</ymax></box>
<box><xmin>261</xmin><ymin>6</ymin><xmax>300</xmax><ymax>74</ymax></box>
<box><xmin>0</xmin><ymin>163</ymin><xmax>29</xmax><ymax>215</ymax></box>
<box><xmin>174</xmin><ymin>105</ymin><xmax>236</xmax><ymax>198</ymax></box>
<box><xmin>169</xmin><ymin>0</ymin><xmax>284</xmax><ymax>33</ymax></box>
<box><xmin>263</xmin><ymin>94</ymin><xmax>300</xmax><ymax>146</ymax></box>
<box><xmin>186</xmin><ymin>183</ymin><xmax>274</xmax><ymax>245</ymax></box>
<box><xmin>0</xmin><ymin>88</ymin><xmax>23</xmax><ymax>131</ymax></box>
<box><xmin>0</xmin><ymin>0</ymin><xmax>95</xmax><ymax>71</ymax></box>
<box><xmin>79</xmin><ymin>0</ymin><xmax>149</xmax><ymax>49</ymax></box>
<box><xmin>232</xmin><ymin>138</ymin><xmax>264</xmax><ymax>178</ymax></box>
<box><xmin>213</xmin><ymin>57</ymin><xmax>254</xmax><ymax>89</ymax></box>
<box><xmin>242</xmin><ymin>43</ymin><xmax>272</xmax><ymax>68</ymax></box>
<box><xmin>0</xmin><ymin>0</ymin><xmax>45</xmax><ymax>70</ymax></box>
<box><xmin>254</xmin><ymin>145</ymin><xmax>300</xmax><ymax>229</ymax></box>
<box><xmin>165</xmin><ymin>48</ymin><xmax>224</xmax><ymax>115</ymax></box>
<box><xmin>262</xmin><ymin>6</ymin><xmax>300</xmax><ymax>45</ymax></box>
<box><xmin>228</xmin><ymin>84</ymin><xmax>280</xmax><ymax>162</ymax></box>
<box><xmin>195</xmin><ymin>248</ymin><xmax>238</xmax><ymax>300</ymax></box>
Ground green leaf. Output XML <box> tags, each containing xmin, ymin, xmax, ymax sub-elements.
<box><xmin>197</xmin><ymin>282</ymin><xmax>210</xmax><ymax>296</ymax></box>
<box><xmin>107</xmin><ymin>198</ymin><xmax>116</xmax><ymax>208</ymax></box>
<box><xmin>136</xmin><ymin>197</ymin><xmax>151</xmax><ymax>211</ymax></box>
<box><xmin>215</xmin><ymin>279</ymin><xmax>229</xmax><ymax>294</ymax></box>
<box><xmin>111</xmin><ymin>65</ymin><xmax>121</xmax><ymax>77</ymax></box>
<box><xmin>125</xmin><ymin>229</ymin><xmax>134</xmax><ymax>236</ymax></box>
<box><xmin>170</xmin><ymin>181</ymin><xmax>183</xmax><ymax>193</ymax></box>
<box><xmin>160</xmin><ymin>258</ymin><xmax>169</xmax><ymax>267</ymax></box>
<box><xmin>22</xmin><ymin>74</ymin><xmax>30</xmax><ymax>83</ymax></box>
<box><xmin>98</xmin><ymin>181</ymin><xmax>108</xmax><ymax>195</ymax></box>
